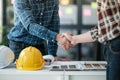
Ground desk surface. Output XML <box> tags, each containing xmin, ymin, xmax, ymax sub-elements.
<box><xmin>0</xmin><ymin>61</ymin><xmax>106</xmax><ymax>75</ymax></box>
<box><xmin>0</xmin><ymin>61</ymin><xmax>106</xmax><ymax>80</ymax></box>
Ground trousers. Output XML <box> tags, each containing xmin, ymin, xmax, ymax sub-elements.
<box><xmin>104</xmin><ymin>36</ymin><xmax>120</xmax><ymax>80</ymax></box>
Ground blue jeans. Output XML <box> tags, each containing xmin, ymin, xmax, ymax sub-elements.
<box><xmin>104</xmin><ymin>36</ymin><xmax>120</xmax><ymax>80</ymax></box>
<box><xmin>8</xmin><ymin>40</ymin><xmax>48</xmax><ymax>61</ymax></box>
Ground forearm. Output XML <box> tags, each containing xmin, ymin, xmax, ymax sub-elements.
<box><xmin>73</xmin><ymin>31</ymin><xmax>96</xmax><ymax>44</ymax></box>
<box><xmin>29</xmin><ymin>23</ymin><xmax>58</xmax><ymax>42</ymax></box>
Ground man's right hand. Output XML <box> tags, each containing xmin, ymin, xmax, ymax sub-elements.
<box><xmin>56</xmin><ymin>34</ymin><xmax>73</xmax><ymax>50</ymax></box>
<box><xmin>62</xmin><ymin>32</ymin><xmax>78</xmax><ymax>46</ymax></box>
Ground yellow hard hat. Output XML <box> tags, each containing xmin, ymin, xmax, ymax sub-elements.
<box><xmin>16</xmin><ymin>46</ymin><xmax>45</xmax><ymax>70</ymax></box>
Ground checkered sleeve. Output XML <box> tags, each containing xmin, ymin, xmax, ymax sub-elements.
<box><xmin>90</xmin><ymin>26</ymin><xmax>99</xmax><ymax>41</ymax></box>
<box><xmin>91</xmin><ymin>0</ymin><xmax>120</xmax><ymax>43</ymax></box>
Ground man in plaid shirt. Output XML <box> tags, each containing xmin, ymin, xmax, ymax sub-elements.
<box><xmin>7</xmin><ymin>0</ymin><xmax>72</xmax><ymax>61</ymax></box>
<box><xmin>63</xmin><ymin>0</ymin><xmax>120</xmax><ymax>80</ymax></box>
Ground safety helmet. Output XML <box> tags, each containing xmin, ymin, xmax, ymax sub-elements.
<box><xmin>0</xmin><ymin>45</ymin><xmax>15</xmax><ymax>69</ymax></box>
<box><xmin>16</xmin><ymin>46</ymin><xmax>45</xmax><ymax>70</ymax></box>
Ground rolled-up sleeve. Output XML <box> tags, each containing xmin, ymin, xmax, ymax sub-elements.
<box><xmin>90</xmin><ymin>26</ymin><xmax>99</xmax><ymax>41</ymax></box>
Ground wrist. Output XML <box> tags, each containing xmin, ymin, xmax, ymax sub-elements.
<box><xmin>56</xmin><ymin>34</ymin><xmax>61</xmax><ymax>42</ymax></box>
<box><xmin>73</xmin><ymin>35</ymin><xmax>80</xmax><ymax>44</ymax></box>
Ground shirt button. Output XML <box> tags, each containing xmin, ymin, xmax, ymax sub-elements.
<box><xmin>41</xmin><ymin>13</ymin><xmax>43</xmax><ymax>15</ymax></box>
<box><xmin>40</xmin><ymin>22</ymin><xmax>42</xmax><ymax>25</ymax></box>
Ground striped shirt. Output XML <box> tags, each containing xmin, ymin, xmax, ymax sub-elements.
<box><xmin>7</xmin><ymin>0</ymin><xmax>60</xmax><ymax>56</ymax></box>
<box><xmin>90</xmin><ymin>0</ymin><xmax>120</xmax><ymax>44</ymax></box>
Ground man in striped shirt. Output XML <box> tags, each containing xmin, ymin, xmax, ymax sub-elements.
<box><xmin>63</xmin><ymin>0</ymin><xmax>120</xmax><ymax>80</ymax></box>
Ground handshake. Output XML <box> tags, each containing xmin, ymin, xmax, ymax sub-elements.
<box><xmin>56</xmin><ymin>32</ymin><xmax>78</xmax><ymax>50</ymax></box>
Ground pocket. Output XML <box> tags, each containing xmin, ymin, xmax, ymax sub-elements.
<box><xmin>109</xmin><ymin>37</ymin><xmax>120</xmax><ymax>54</ymax></box>
<box><xmin>103</xmin><ymin>46</ymin><xmax>107</xmax><ymax>60</ymax></box>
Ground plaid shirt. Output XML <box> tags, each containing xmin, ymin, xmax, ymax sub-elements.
<box><xmin>7</xmin><ymin>0</ymin><xmax>60</xmax><ymax>56</ymax></box>
<box><xmin>90</xmin><ymin>0</ymin><xmax>120</xmax><ymax>43</ymax></box>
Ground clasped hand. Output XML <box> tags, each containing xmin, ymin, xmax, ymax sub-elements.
<box><xmin>56</xmin><ymin>32</ymin><xmax>78</xmax><ymax>50</ymax></box>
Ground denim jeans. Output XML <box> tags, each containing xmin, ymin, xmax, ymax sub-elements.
<box><xmin>8</xmin><ymin>40</ymin><xmax>48</xmax><ymax>61</ymax></box>
<box><xmin>104</xmin><ymin>36</ymin><xmax>120</xmax><ymax>80</ymax></box>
